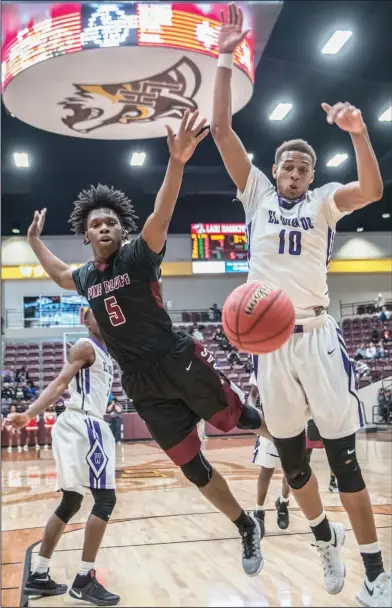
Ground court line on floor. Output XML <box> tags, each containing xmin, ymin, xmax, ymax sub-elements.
<box><xmin>18</xmin><ymin>523</ymin><xmax>392</xmax><ymax>608</ymax></box>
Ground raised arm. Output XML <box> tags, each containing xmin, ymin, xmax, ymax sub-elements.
<box><xmin>27</xmin><ymin>208</ymin><xmax>76</xmax><ymax>290</ymax></box>
<box><xmin>142</xmin><ymin>110</ymin><xmax>209</xmax><ymax>253</ymax></box>
<box><xmin>6</xmin><ymin>341</ymin><xmax>95</xmax><ymax>428</ymax></box>
<box><xmin>321</xmin><ymin>102</ymin><xmax>383</xmax><ymax>211</ymax></box>
<box><xmin>211</xmin><ymin>2</ymin><xmax>252</xmax><ymax>193</ymax></box>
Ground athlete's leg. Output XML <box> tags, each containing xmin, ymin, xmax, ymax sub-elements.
<box><xmin>257</xmin><ymin>466</ymin><xmax>274</xmax><ymax>509</ymax></box>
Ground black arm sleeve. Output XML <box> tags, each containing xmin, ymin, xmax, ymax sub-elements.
<box><xmin>121</xmin><ymin>236</ymin><xmax>166</xmax><ymax>279</ymax></box>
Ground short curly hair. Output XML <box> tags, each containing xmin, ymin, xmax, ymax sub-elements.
<box><xmin>275</xmin><ymin>139</ymin><xmax>317</xmax><ymax>167</ymax></box>
<box><xmin>68</xmin><ymin>184</ymin><xmax>138</xmax><ymax>240</ymax></box>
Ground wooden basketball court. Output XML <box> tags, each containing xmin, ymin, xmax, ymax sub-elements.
<box><xmin>2</xmin><ymin>432</ymin><xmax>391</xmax><ymax>608</ymax></box>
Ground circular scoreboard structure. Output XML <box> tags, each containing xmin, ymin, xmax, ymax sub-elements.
<box><xmin>2</xmin><ymin>2</ymin><xmax>255</xmax><ymax>140</ymax></box>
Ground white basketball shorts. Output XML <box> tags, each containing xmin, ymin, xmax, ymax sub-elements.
<box><xmin>252</xmin><ymin>436</ymin><xmax>281</xmax><ymax>469</ymax></box>
<box><xmin>253</xmin><ymin>315</ymin><xmax>363</xmax><ymax>440</ymax></box>
<box><xmin>52</xmin><ymin>409</ymin><xmax>116</xmax><ymax>496</ymax></box>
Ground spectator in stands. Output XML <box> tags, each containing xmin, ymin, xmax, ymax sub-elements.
<box><xmin>244</xmin><ymin>358</ymin><xmax>253</xmax><ymax>375</ymax></box>
<box><xmin>382</xmin><ymin>328</ymin><xmax>391</xmax><ymax>343</ymax></box>
<box><xmin>354</xmin><ymin>360</ymin><xmax>371</xmax><ymax>382</ymax></box>
<box><xmin>377</xmin><ymin>388</ymin><xmax>391</xmax><ymax>424</ymax></box>
<box><xmin>355</xmin><ymin>343</ymin><xmax>367</xmax><ymax>360</ymax></box>
<box><xmin>366</xmin><ymin>342</ymin><xmax>377</xmax><ymax>359</ymax></box>
<box><xmin>376</xmin><ymin>342</ymin><xmax>386</xmax><ymax>358</ymax></box>
<box><xmin>375</xmin><ymin>293</ymin><xmax>385</xmax><ymax>310</ymax></box>
<box><xmin>26</xmin><ymin>380</ymin><xmax>37</xmax><ymax>399</ymax></box>
<box><xmin>17</xmin><ymin>400</ymin><xmax>28</xmax><ymax>413</ymax></box>
<box><xmin>371</xmin><ymin>328</ymin><xmax>380</xmax><ymax>342</ymax></box>
<box><xmin>15</xmin><ymin>384</ymin><xmax>25</xmax><ymax>401</ymax></box>
<box><xmin>228</xmin><ymin>350</ymin><xmax>241</xmax><ymax>368</ymax></box>
<box><xmin>2</xmin><ymin>369</ymin><xmax>13</xmax><ymax>383</ymax></box>
<box><xmin>209</xmin><ymin>303</ymin><xmax>222</xmax><ymax>321</ymax></box>
<box><xmin>378</xmin><ymin>306</ymin><xmax>391</xmax><ymax>322</ymax></box>
<box><xmin>214</xmin><ymin>326</ymin><xmax>225</xmax><ymax>345</ymax></box>
<box><xmin>190</xmin><ymin>322</ymin><xmax>204</xmax><ymax>341</ymax></box>
<box><xmin>1</xmin><ymin>383</ymin><xmax>15</xmax><ymax>403</ymax></box>
<box><xmin>6</xmin><ymin>403</ymin><xmax>22</xmax><ymax>453</ymax></box>
<box><xmin>107</xmin><ymin>398</ymin><xmax>123</xmax><ymax>445</ymax></box>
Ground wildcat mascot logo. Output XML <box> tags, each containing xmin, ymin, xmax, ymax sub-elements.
<box><xmin>59</xmin><ymin>57</ymin><xmax>201</xmax><ymax>135</ymax></box>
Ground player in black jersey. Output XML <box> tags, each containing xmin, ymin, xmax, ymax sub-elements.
<box><xmin>28</xmin><ymin>110</ymin><xmax>268</xmax><ymax>577</ymax></box>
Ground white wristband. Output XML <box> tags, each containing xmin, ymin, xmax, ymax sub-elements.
<box><xmin>218</xmin><ymin>53</ymin><xmax>233</xmax><ymax>69</ymax></box>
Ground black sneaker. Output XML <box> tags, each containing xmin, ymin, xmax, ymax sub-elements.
<box><xmin>69</xmin><ymin>569</ymin><xmax>120</xmax><ymax>606</ymax></box>
<box><xmin>329</xmin><ymin>477</ymin><xmax>339</xmax><ymax>493</ymax></box>
<box><xmin>275</xmin><ymin>498</ymin><xmax>289</xmax><ymax>530</ymax></box>
<box><xmin>24</xmin><ymin>570</ymin><xmax>67</xmax><ymax>596</ymax></box>
<box><xmin>253</xmin><ymin>509</ymin><xmax>266</xmax><ymax>539</ymax></box>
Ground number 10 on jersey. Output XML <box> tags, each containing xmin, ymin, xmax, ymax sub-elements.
<box><xmin>278</xmin><ymin>229</ymin><xmax>302</xmax><ymax>256</ymax></box>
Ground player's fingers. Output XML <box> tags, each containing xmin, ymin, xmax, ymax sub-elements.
<box><xmin>192</xmin><ymin>117</ymin><xmax>206</xmax><ymax>135</ymax></box>
<box><xmin>165</xmin><ymin>125</ymin><xmax>175</xmax><ymax>141</ymax></box>
<box><xmin>238</xmin><ymin>5</ymin><xmax>244</xmax><ymax>31</ymax></box>
<box><xmin>196</xmin><ymin>128</ymin><xmax>210</xmax><ymax>144</ymax></box>
<box><xmin>220</xmin><ymin>9</ymin><xmax>225</xmax><ymax>25</ymax></box>
<box><xmin>239</xmin><ymin>29</ymin><xmax>251</xmax><ymax>44</ymax></box>
<box><xmin>179</xmin><ymin>109</ymin><xmax>191</xmax><ymax>134</ymax></box>
<box><xmin>229</xmin><ymin>3</ymin><xmax>235</xmax><ymax>25</ymax></box>
<box><xmin>186</xmin><ymin>110</ymin><xmax>200</xmax><ymax>132</ymax></box>
<box><xmin>321</xmin><ymin>102</ymin><xmax>331</xmax><ymax>114</ymax></box>
<box><xmin>327</xmin><ymin>102</ymin><xmax>345</xmax><ymax>124</ymax></box>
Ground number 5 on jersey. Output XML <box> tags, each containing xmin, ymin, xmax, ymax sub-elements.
<box><xmin>104</xmin><ymin>296</ymin><xmax>126</xmax><ymax>326</ymax></box>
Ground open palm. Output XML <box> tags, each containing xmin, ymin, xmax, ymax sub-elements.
<box><xmin>166</xmin><ymin>110</ymin><xmax>209</xmax><ymax>164</ymax></box>
<box><xmin>219</xmin><ymin>3</ymin><xmax>251</xmax><ymax>54</ymax></box>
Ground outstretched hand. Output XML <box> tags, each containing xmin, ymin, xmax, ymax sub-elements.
<box><xmin>219</xmin><ymin>2</ymin><xmax>251</xmax><ymax>54</ymax></box>
<box><xmin>166</xmin><ymin>110</ymin><xmax>209</xmax><ymax>164</ymax></box>
<box><xmin>27</xmin><ymin>208</ymin><xmax>47</xmax><ymax>240</ymax></box>
<box><xmin>321</xmin><ymin>102</ymin><xmax>366</xmax><ymax>134</ymax></box>
<box><xmin>5</xmin><ymin>413</ymin><xmax>30</xmax><ymax>430</ymax></box>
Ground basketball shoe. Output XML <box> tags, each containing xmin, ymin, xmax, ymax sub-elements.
<box><xmin>69</xmin><ymin>569</ymin><xmax>120</xmax><ymax>606</ymax></box>
<box><xmin>329</xmin><ymin>476</ymin><xmax>339</xmax><ymax>493</ymax></box>
<box><xmin>275</xmin><ymin>497</ymin><xmax>289</xmax><ymax>529</ymax></box>
<box><xmin>240</xmin><ymin>515</ymin><xmax>264</xmax><ymax>576</ymax></box>
<box><xmin>313</xmin><ymin>522</ymin><xmax>346</xmax><ymax>594</ymax></box>
<box><xmin>356</xmin><ymin>571</ymin><xmax>392</xmax><ymax>607</ymax></box>
<box><xmin>253</xmin><ymin>509</ymin><xmax>265</xmax><ymax>539</ymax></box>
<box><xmin>24</xmin><ymin>571</ymin><xmax>67</xmax><ymax>596</ymax></box>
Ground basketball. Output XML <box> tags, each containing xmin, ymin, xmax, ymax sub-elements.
<box><xmin>222</xmin><ymin>281</ymin><xmax>295</xmax><ymax>354</ymax></box>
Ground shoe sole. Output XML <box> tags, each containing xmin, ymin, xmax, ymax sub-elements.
<box><xmin>24</xmin><ymin>586</ymin><xmax>67</xmax><ymax>596</ymax></box>
<box><xmin>69</xmin><ymin>589</ymin><xmax>120</xmax><ymax>606</ymax></box>
<box><xmin>355</xmin><ymin>592</ymin><xmax>371</xmax><ymax>607</ymax></box>
<box><xmin>326</xmin><ymin>525</ymin><xmax>346</xmax><ymax>595</ymax></box>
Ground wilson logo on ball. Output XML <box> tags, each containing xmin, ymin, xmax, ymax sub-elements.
<box><xmin>245</xmin><ymin>284</ymin><xmax>275</xmax><ymax>315</ymax></box>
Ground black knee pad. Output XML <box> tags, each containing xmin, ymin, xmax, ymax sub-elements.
<box><xmin>237</xmin><ymin>404</ymin><xmax>261</xmax><ymax>430</ymax></box>
<box><xmin>55</xmin><ymin>490</ymin><xmax>83</xmax><ymax>523</ymax></box>
<box><xmin>274</xmin><ymin>431</ymin><xmax>312</xmax><ymax>490</ymax></box>
<box><xmin>323</xmin><ymin>434</ymin><xmax>365</xmax><ymax>493</ymax></box>
<box><xmin>90</xmin><ymin>489</ymin><xmax>117</xmax><ymax>522</ymax></box>
<box><xmin>180</xmin><ymin>452</ymin><xmax>213</xmax><ymax>488</ymax></box>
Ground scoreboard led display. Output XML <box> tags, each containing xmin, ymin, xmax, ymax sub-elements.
<box><xmin>2</xmin><ymin>3</ymin><xmax>254</xmax><ymax>92</ymax></box>
<box><xmin>191</xmin><ymin>223</ymin><xmax>248</xmax><ymax>262</ymax></box>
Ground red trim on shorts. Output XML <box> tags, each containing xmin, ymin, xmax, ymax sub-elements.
<box><xmin>306</xmin><ymin>438</ymin><xmax>324</xmax><ymax>449</ymax></box>
<box><xmin>165</xmin><ymin>427</ymin><xmax>201</xmax><ymax>466</ymax></box>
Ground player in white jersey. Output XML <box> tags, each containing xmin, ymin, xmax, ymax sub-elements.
<box><xmin>7</xmin><ymin>309</ymin><xmax>119</xmax><ymax>606</ymax></box>
<box><xmin>211</xmin><ymin>5</ymin><xmax>389</xmax><ymax>607</ymax></box>
<box><xmin>248</xmin><ymin>372</ymin><xmax>290</xmax><ymax>532</ymax></box>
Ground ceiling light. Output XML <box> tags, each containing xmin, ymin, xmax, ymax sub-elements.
<box><xmin>378</xmin><ymin>106</ymin><xmax>392</xmax><ymax>122</ymax></box>
<box><xmin>326</xmin><ymin>153</ymin><xmax>348</xmax><ymax>167</ymax></box>
<box><xmin>130</xmin><ymin>152</ymin><xmax>146</xmax><ymax>166</ymax></box>
<box><xmin>321</xmin><ymin>30</ymin><xmax>352</xmax><ymax>55</ymax></box>
<box><xmin>357</xmin><ymin>227</ymin><xmax>364</xmax><ymax>233</ymax></box>
<box><xmin>382</xmin><ymin>213</ymin><xmax>391</xmax><ymax>219</ymax></box>
<box><xmin>11</xmin><ymin>222</ymin><xmax>21</xmax><ymax>234</ymax></box>
<box><xmin>13</xmin><ymin>152</ymin><xmax>29</xmax><ymax>168</ymax></box>
<box><xmin>247</xmin><ymin>152</ymin><xmax>254</xmax><ymax>161</ymax></box>
<box><xmin>269</xmin><ymin>103</ymin><xmax>292</xmax><ymax>121</ymax></box>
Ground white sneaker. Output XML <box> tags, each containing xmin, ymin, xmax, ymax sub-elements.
<box><xmin>23</xmin><ymin>444</ymin><xmax>28</xmax><ymax>452</ymax></box>
<box><xmin>17</xmin><ymin>446</ymin><xmax>23</xmax><ymax>452</ymax></box>
<box><xmin>356</xmin><ymin>571</ymin><xmax>392</xmax><ymax>607</ymax></box>
<box><xmin>35</xmin><ymin>444</ymin><xmax>40</xmax><ymax>451</ymax></box>
<box><xmin>44</xmin><ymin>445</ymin><xmax>48</xmax><ymax>450</ymax></box>
<box><xmin>7</xmin><ymin>446</ymin><xmax>12</xmax><ymax>453</ymax></box>
<box><xmin>313</xmin><ymin>522</ymin><xmax>345</xmax><ymax>594</ymax></box>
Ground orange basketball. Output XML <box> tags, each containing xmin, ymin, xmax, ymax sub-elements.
<box><xmin>222</xmin><ymin>281</ymin><xmax>295</xmax><ymax>354</ymax></box>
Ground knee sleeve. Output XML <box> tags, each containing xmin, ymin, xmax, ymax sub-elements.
<box><xmin>237</xmin><ymin>404</ymin><xmax>261</xmax><ymax>430</ymax></box>
<box><xmin>323</xmin><ymin>434</ymin><xmax>365</xmax><ymax>493</ymax></box>
<box><xmin>90</xmin><ymin>489</ymin><xmax>117</xmax><ymax>522</ymax></box>
<box><xmin>274</xmin><ymin>431</ymin><xmax>312</xmax><ymax>490</ymax></box>
<box><xmin>55</xmin><ymin>490</ymin><xmax>83</xmax><ymax>523</ymax></box>
<box><xmin>180</xmin><ymin>452</ymin><xmax>212</xmax><ymax>488</ymax></box>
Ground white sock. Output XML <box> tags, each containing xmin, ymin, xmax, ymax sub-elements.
<box><xmin>280</xmin><ymin>495</ymin><xmax>289</xmax><ymax>503</ymax></box>
<box><xmin>255</xmin><ymin>504</ymin><xmax>264</xmax><ymax>512</ymax></box>
<box><xmin>308</xmin><ymin>510</ymin><xmax>326</xmax><ymax>528</ymax></box>
<box><xmin>79</xmin><ymin>561</ymin><xmax>95</xmax><ymax>576</ymax></box>
<box><xmin>359</xmin><ymin>542</ymin><xmax>381</xmax><ymax>554</ymax></box>
<box><xmin>34</xmin><ymin>555</ymin><xmax>51</xmax><ymax>574</ymax></box>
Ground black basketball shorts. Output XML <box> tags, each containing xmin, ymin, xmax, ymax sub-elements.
<box><xmin>122</xmin><ymin>333</ymin><xmax>244</xmax><ymax>466</ymax></box>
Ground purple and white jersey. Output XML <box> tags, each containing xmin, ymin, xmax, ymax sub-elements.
<box><xmin>66</xmin><ymin>338</ymin><xmax>113</xmax><ymax>419</ymax></box>
<box><xmin>237</xmin><ymin>166</ymin><xmax>352</xmax><ymax>325</ymax></box>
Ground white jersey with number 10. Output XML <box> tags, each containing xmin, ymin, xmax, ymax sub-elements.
<box><xmin>237</xmin><ymin>166</ymin><xmax>351</xmax><ymax>325</ymax></box>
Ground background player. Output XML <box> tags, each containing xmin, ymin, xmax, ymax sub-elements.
<box><xmin>43</xmin><ymin>406</ymin><xmax>56</xmax><ymax>450</ymax></box>
<box><xmin>248</xmin><ymin>372</ymin><xmax>290</xmax><ymax>532</ymax></box>
<box><xmin>306</xmin><ymin>419</ymin><xmax>339</xmax><ymax>493</ymax></box>
<box><xmin>7</xmin><ymin>309</ymin><xmax>119</xmax><ymax>606</ymax></box>
<box><xmin>26</xmin><ymin>110</ymin><xmax>269</xmax><ymax>577</ymax></box>
<box><xmin>211</xmin><ymin>4</ymin><xmax>389</xmax><ymax>606</ymax></box>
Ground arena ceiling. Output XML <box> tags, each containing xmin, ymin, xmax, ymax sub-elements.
<box><xmin>2</xmin><ymin>0</ymin><xmax>392</xmax><ymax>237</ymax></box>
